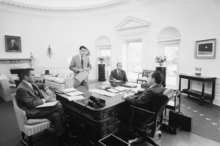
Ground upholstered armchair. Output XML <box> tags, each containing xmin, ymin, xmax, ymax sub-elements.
<box><xmin>12</xmin><ymin>94</ymin><xmax>53</xmax><ymax>146</ymax></box>
<box><xmin>0</xmin><ymin>78</ymin><xmax>16</xmax><ymax>101</ymax></box>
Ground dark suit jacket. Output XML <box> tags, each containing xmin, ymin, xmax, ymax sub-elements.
<box><xmin>125</xmin><ymin>84</ymin><xmax>164</xmax><ymax>111</ymax></box>
<box><xmin>110</xmin><ymin>69</ymin><xmax>128</xmax><ymax>82</ymax></box>
<box><xmin>16</xmin><ymin>81</ymin><xmax>48</xmax><ymax>118</ymax></box>
<box><xmin>9</xmin><ymin>44</ymin><xmax>19</xmax><ymax>50</ymax></box>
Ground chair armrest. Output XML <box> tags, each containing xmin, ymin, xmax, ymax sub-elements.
<box><xmin>131</xmin><ymin>105</ymin><xmax>155</xmax><ymax>115</ymax></box>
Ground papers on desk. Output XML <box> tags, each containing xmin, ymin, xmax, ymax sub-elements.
<box><xmin>89</xmin><ymin>89</ymin><xmax>117</xmax><ymax>97</ymax></box>
<box><xmin>35</xmin><ymin>101</ymin><xmax>59</xmax><ymax>108</ymax></box>
<box><xmin>66</xmin><ymin>91</ymin><xmax>84</xmax><ymax>96</ymax></box>
<box><xmin>121</xmin><ymin>83</ymin><xmax>137</xmax><ymax>88</ymax></box>
<box><xmin>123</xmin><ymin>93</ymin><xmax>134</xmax><ymax>99</ymax></box>
<box><xmin>63</xmin><ymin>95</ymin><xmax>85</xmax><ymax>101</ymax></box>
<box><xmin>75</xmin><ymin>71</ymin><xmax>89</xmax><ymax>82</ymax></box>
<box><xmin>106</xmin><ymin>88</ymin><xmax>120</xmax><ymax>93</ymax></box>
<box><xmin>109</xmin><ymin>80</ymin><xmax>123</xmax><ymax>83</ymax></box>
<box><xmin>114</xmin><ymin>86</ymin><xmax>130</xmax><ymax>91</ymax></box>
<box><xmin>60</xmin><ymin>88</ymin><xmax>77</xmax><ymax>93</ymax></box>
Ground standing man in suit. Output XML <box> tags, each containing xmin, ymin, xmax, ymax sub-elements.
<box><xmin>16</xmin><ymin>68</ymin><xmax>74</xmax><ymax>146</ymax></box>
<box><xmin>9</xmin><ymin>39</ymin><xmax>19</xmax><ymax>50</ymax></box>
<box><xmin>69</xmin><ymin>46</ymin><xmax>92</xmax><ymax>90</ymax></box>
<box><xmin>110</xmin><ymin>62</ymin><xmax>128</xmax><ymax>83</ymax></box>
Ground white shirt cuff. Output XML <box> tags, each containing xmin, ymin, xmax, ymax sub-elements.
<box><xmin>42</xmin><ymin>99</ymin><xmax>46</xmax><ymax>103</ymax></box>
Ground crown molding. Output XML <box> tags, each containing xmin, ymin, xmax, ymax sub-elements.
<box><xmin>0</xmin><ymin>0</ymin><xmax>130</xmax><ymax>11</ymax></box>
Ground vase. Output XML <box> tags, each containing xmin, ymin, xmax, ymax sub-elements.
<box><xmin>159</xmin><ymin>63</ymin><xmax>163</xmax><ymax>67</ymax></box>
<box><xmin>195</xmin><ymin>67</ymin><xmax>202</xmax><ymax>75</ymax></box>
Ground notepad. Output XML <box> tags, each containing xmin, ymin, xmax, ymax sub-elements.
<box><xmin>35</xmin><ymin>101</ymin><xmax>59</xmax><ymax>108</ymax></box>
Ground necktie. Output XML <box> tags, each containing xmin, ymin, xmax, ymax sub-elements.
<box><xmin>32</xmin><ymin>84</ymin><xmax>39</xmax><ymax>95</ymax></box>
<box><xmin>118</xmin><ymin>70</ymin><xmax>121</xmax><ymax>76</ymax></box>
<box><xmin>81</xmin><ymin>56</ymin><xmax>84</xmax><ymax>67</ymax></box>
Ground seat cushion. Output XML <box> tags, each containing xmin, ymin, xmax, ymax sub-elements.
<box><xmin>52</xmin><ymin>77</ymin><xmax>65</xmax><ymax>83</ymax></box>
<box><xmin>44</xmin><ymin>76</ymin><xmax>55</xmax><ymax>81</ymax></box>
<box><xmin>26</xmin><ymin>119</ymin><xmax>50</xmax><ymax>125</ymax></box>
<box><xmin>0</xmin><ymin>74</ymin><xmax>9</xmax><ymax>81</ymax></box>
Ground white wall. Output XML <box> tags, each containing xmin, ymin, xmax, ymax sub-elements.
<box><xmin>0</xmin><ymin>0</ymin><xmax>220</xmax><ymax>105</ymax></box>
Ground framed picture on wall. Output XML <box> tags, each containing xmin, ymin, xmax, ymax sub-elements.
<box><xmin>195</xmin><ymin>38</ymin><xmax>216</xmax><ymax>59</ymax></box>
<box><xmin>5</xmin><ymin>35</ymin><xmax>21</xmax><ymax>52</ymax></box>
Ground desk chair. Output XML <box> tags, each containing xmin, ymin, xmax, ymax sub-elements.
<box><xmin>129</xmin><ymin>94</ymin><xmax>169</xmax><ymax>146</ymax></box>
<box><xmin>12</xmin><ymin>94</ymin><xmax>52</xmax><ymax>146</ymax></box>
<box><xmin>136</xmin><ymin>70</ymin><xmax>152</xmax><ymax>83</ymax></box>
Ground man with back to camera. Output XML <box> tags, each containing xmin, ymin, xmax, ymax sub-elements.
<box><xmin>16</xmin><ymin>68</ymin><xmax>75</xmax><ymax>146</ymax></box>
<box><xmin>69</xmin><ymin>46</ymin><xmax>92</xmax><ymax>90</ymax></box>
<box><xmin>124</xmin><ymin>70</ymin><xmax>164</xmax><ymax>110</ymax></box>
<box><xmin>110</xmin><ymin>62</ymin><xmax>128</xmax><ymax>83</ymax></box>
<box><xmin>9</xmin><ymin>39</ymin><xmax>19</xmax><ymax>50</ymax></box>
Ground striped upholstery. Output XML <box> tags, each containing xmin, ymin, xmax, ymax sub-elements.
<box><xmin>12</xmin><ymin>94</ymin><xmax>51</xmax><ymax>136</ymax></box>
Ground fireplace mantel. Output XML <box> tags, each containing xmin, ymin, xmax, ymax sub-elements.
<box><xmin>0</xmin><ymin>58</ymin><xmax>34</xmax><ymax>68</ymax></box>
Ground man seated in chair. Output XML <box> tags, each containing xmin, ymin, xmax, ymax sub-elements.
<box><xmin>121</xmin><ymin>70</ymin><xmax>165</xmax><ymax>142</ymax></box>
<box><xmin>109</xmin><ymin>62</ymin><xmax>128</xmax><ymax>86</ymax></box>
<box><xmin>124</xmin><ymin>70</ymin><xmax>164</xmax><ymax>110</ymax></box>
<box><xmin>123</xmin><ymin>70</ymin><xmax>164</xmax><ymax>125</ymax></box>
<box><xmin>16</xmin><ymin>68</ymin><xmax>75</xmax><ymax>146</ymax></box>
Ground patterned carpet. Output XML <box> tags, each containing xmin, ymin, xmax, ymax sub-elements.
<box><xmin>180</xmin><ymin>95</ymin><xmax>220</xmax><ymax>143</ymax></box>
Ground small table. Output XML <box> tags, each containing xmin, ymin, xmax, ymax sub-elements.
<box><xmin>179</xmin><ymin>73</ymin><xmax>216</xmax><ymax>105</ymax></box>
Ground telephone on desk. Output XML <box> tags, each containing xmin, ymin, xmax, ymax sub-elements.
<box><xmin>88</xmin><ymin>96</ymin><xmax>106</xmax><ymax>109</ymax></box>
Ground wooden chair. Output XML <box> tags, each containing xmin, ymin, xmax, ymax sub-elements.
<box><xmin>136</xmin><ymin>70</ymin><xmax>152</xmax><ymax>83</ymax></box>
<box><xmin>129</xmin><ymin>94</ymin><xmax>169</xmax><ymax>146</ymax></box>
<box><xmin>12</xmin><ymin>94</ymin><xmax>53</xmax><ymax>146</ymax></box>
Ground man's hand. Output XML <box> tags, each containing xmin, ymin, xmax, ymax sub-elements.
<box><xmin>85</xmin><ymin>67</ymin><xmax>90</xmax><ymax>72</ymax></box>
<box><xmin>113</xmin><ymin>78</ymin><xmax>116</xmax><ymax>82</ymax></box>
<box><xmin>45</xmin><ymin>89</ymin><xmax>53</xmax><ymax>96</ymax></box>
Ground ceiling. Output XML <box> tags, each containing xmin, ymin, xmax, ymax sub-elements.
<box><xmin>3</xmin><ymin>0</ymin><xmax>129</xmax><ymax>9</ymax></box>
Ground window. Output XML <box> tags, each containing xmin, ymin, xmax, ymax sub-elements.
<box><xmin>123</xmin><ymin>41</ymin><xmax>142</xmax><ymax>82</ymax></box>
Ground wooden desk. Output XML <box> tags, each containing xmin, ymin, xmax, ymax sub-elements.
<box><xmin>179</xmin><ymin>73</ymin><xmax>216</xmax><ymax>105</ymax></box>
<box><xmin>56</xmin><ymin>86</ymin><xmax>126</xmax><ymax>146</ymax></box>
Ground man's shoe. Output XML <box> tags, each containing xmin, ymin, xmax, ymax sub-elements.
<box><xmin>67</xmin><ymin>131</ymin><xmax>77</xmax><ymax>140</ymax></box>
<box><xmin>58</xmin><ymin>140</ymin><xmax>69</xmax><ymax>146</ymax></box>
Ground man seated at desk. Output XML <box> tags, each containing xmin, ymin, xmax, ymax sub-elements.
<box><xmin>123</xmin><ymin>70</ymin><xmax>165</xmax><ymax>121</ymax></box>
<box><xmin>109</xmin><ymin>62</ymin><xmax>128</xmax><ymax>86</ymax></box>
<box><xmin>16</xmin><ymin>68</ymin><xmax>75</xmax><ymax>146</ymax></box>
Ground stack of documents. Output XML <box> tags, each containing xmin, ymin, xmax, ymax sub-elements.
<box><xmin>114</xmin><ymin>86</ymin><xmax>130</xmax><ymax>91</ymax></box>
<box><xmin>121</xmin><ymin>83</ymin><xmax>138</xmax><ymax>88</ymax></box>
<box><xmin>63</xmin><ymin>95</ymin><xmax>85</xmax><ymax>101</ymax></box>
<box><xmin>123</xmin><ymin>93</ymin><xmax>134</xmax><ymax>99</ymax></box>
<box><xmin>59</xmin><ymin>88</ymin><xmax>77</xmax><ymax>93</ymax></box>
<box><xmin>109</xmin><ymin>80</ymin><xmax>123</xmax><ymax>83</ymax></box>
<box><xmin>66</xmin><ymin>91</ymin><xmax>84</xmax><ymax>96</ymax></box>
<box><xmin>89</xmin><ymin>89</ymin><xmax>117</xmax><ymax>97</ymax></box>
<box><xmin>106</xmin><ymin>88</ymin><xmax>120</xmax><ymax>93</ymax></box>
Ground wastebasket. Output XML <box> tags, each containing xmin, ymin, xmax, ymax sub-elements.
<box><xmin>99</xmin><ymin>134</ymin><xmax>130</xmax><ymax>146</ymax></box>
